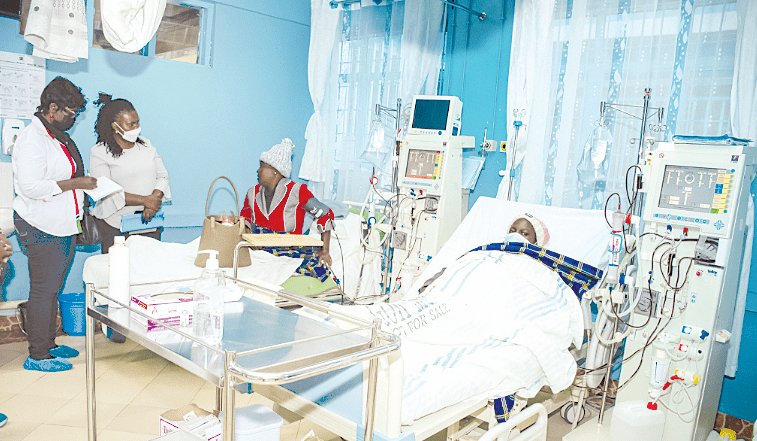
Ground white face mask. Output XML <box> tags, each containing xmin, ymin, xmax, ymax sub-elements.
<box><xmin>115</xmin><ymin>122</ymin><xmax>141</xmax><ymax>143</ymax></box>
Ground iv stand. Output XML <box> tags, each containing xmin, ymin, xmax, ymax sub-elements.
<box><xmin>600</xmin><ymin>88</ymin><xmax>665</xmax><ymax>218</ymax></box>
<box><xmin>506</xmin><ymin>119</ymin><xmax>523</xmax><ymax>201</ymax></box>
<box><xmin>594</xmin><ymin>88</ymin><xmax>664</xmax><ymax>425</ymax></box>
<box><xmin>372</xmin><ymin>99</ymin><xmax>402</xmax><ymax>297</ymax></box>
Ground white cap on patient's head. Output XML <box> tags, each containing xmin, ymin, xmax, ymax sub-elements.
<box><xmin>508</xmin><ymin>213</ymin><xmax>550</xmax><ymax>247</ymax></box>
<box><xmin>260</xmin><ymin>138</ymin><xmax>294</xmax><ymax>178</ymax></box>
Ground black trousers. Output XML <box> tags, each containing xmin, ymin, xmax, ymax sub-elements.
<box><xmin>14</xmin><ymin>214</ymin><xmax>75</xmax><ymax>360</ymax></box>
<box><xmin>94</xmin><ymin>216</ymin><xmax>162</xmax><ymax>253</ymax></box>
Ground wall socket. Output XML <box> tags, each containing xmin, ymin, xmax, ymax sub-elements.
<box><xmin>482</xmin><ymin>139</ymin><xmax>497</xmax><ymax>152</ymax></box>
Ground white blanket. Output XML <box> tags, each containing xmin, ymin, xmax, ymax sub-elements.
<box><xmin>322</xmin><ymin>249</ymin><xmax>584</xmax><ymax>424</ymax></box>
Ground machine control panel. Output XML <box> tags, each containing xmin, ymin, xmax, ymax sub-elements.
<box><xmin>643</xmin><ymin>142</ymin><xmax>755</xmax><ymax>237</ymax></box>
<box><xmin>405</xmin><ymin>148</ymin><xmax>444</xmax><ymax>181</ymax></box>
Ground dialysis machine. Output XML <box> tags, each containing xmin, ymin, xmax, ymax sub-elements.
<box><xmin>565</xmin><ymin>140</ymin><xmax>755</xmax><ymax>441</ymax></box>
<box><xmin>388</xmin><ymin>96</ymin><xmax>474</xmax><ymax>300</ymax></box>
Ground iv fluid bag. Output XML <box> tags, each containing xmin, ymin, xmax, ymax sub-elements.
<box><xmin>576</xmin><ymin>124</ymin><xmax>613</xmax><ymax>185</ymax></box>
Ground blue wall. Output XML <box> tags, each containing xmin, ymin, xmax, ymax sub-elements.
<box><xmin>0</xmin><ymin>1</ymin><xmax>312</xmax><ymax>300</ymax></box>
<box><xmin>440</xmin><ymin>0</ymin><xmax>513</xmax><ymax>208</ymax></box>
<box><xmin>441</xmin><ymin>0</ymin><xmax>755</xmax><ymax>423</ymax></box>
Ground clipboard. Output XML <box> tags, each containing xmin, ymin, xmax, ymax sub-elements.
<box><xmin>121</xmin><ymin>211</ymin><xmax>165</xmax><ymax>233</ymax></box>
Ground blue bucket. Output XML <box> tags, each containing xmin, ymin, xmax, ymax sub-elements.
<box><xmin>58</xmin><ymin>293</ymin><xmax>86</xmax><ymax>336</ymax></box>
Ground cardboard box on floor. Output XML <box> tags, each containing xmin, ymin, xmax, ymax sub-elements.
<box><xmin>160</xmin><ymin>404</ymin><xmax>221</xmax><ymax>441</ymax></box>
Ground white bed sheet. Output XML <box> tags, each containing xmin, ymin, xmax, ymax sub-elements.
<box><xmin>82</xmin><ymin>213</ymin><xmax>379</xmax><ymax>299</ymax></box>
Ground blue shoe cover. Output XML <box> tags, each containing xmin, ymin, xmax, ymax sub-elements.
<box><xmin>0</xmin><ymin>412</ymin><xmax>7</xmax><ymax>427</ymax></box>
<box><xmin>49</xmin><ymin>345</ymin><xmax>79</xmax><ymax>358</ymax></box>
<box><xmin>23</xmin><ymin>356</ymin><xmax>72</xmax><ymax>372</ymax></box>
<box><xmin>107</xmin><ymin>328</ymin><xmax>126</xmax><ymax>343</ymax></box>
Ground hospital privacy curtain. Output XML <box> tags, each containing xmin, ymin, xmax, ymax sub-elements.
<box><xmin>300</xmin><ymin>0</ymin><xmax>444</xmax><ymax>204</ymax></box>
<box><xmin>499</xmin><ymin>0</ymin><xmax>739</xmax><ymax>209</ymax></box>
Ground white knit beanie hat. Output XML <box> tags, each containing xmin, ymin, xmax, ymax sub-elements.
<box><xmin>508</xmin><ymin>213</ymin><xmax>550</xmax><ymax>247</ymax></box>
<box><xmin>260</xmin><ymin>138</ymin><xmax>294</xmax><ymax>178</ymax></box>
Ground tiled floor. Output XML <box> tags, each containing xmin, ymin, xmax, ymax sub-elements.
<box><xmin>0</xmin><ymin>335</ymin><xmax>581</xmax><ymax>441</ymax></box>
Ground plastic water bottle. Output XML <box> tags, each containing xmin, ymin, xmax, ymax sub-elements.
<box><xmin>108</xmin><ymin>236</ymin><xmax>130</xmax><ymax>309</ymax></box>
<box><xmin>193</xmin><ymin>250</ymin><xmax>225</xmax><ymax>345</ymax></box>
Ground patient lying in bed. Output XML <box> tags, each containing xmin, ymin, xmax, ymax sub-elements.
<box><xmin>419</xmin><ymin>213</ymin><xmax>551</xmax><ymax>293</ymax></box>
<box><xmin>304</xmin><ymin>213</ymin><xmax>602</xmax><ymax>425</ymax></box>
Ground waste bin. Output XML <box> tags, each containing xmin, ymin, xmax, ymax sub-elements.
<box><xmin>58</xmin><ymin>293</ymin><xmax>86</xmax><ymax>336</ymax></box>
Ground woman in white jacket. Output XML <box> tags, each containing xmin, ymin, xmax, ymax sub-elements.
<box><xmin>13</xmin><ymin>77</ymin><xmax>97</xmax><ymax>372</ymax></box>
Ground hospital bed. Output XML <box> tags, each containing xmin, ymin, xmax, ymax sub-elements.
<box><xmin>81</xmin><ymin>212</ymin><xmax>383</xmax><ymax>303</ymax></box>
<box><xmin>81</xmin><ymin>197</ymin><xmax>610</xmax><ymax>441</ymax></box>
<box><xmin>247</xmin><ymin>197</ymin><xmax>611</xmax><ymax>441</ymax></box>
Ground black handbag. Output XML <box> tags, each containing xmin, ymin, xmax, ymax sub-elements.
<box><xmin>76</xmin><ymin>209</ymin><xmax>101</xmax><ymax>246</ymax></box>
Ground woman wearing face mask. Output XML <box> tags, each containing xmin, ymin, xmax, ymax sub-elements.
<box><xmin>89</xmin><ymin>93</ymin><xmax>171</xmax><ymax>253</ymax></box>
<box><xmin>12</xmin><ymin>77</ymin><xmax>97</xmax><ymax>372</ymax></box>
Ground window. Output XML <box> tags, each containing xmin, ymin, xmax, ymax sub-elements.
<box><xmin>92</xmin><ymin>1</ymin><xmax>214</xmax><ymax>66</ymax></box>
<box><xmin>520</xmin><ymin>0</ymin><xmax>737</xmax><ymax>208</ymax></box>
<box><xmin>331</xmin><ymin>3</ymin><xmax>405</xmax><ymax>202</ymax></box>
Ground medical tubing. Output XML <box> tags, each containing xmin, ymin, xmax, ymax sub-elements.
<box><xmin>330</xmin><ymin>227</ymin><xmax>347</xmax><ymax>301</ymax></box>
<box><xmin>598</xmin><ymin>315</ymin><xmax>619</xmax><ymax>424</ymax></box>
<box><xmin>617</xmin><ymin>290</ymin><xmax>678</xmax><ymax>391</ymax></box>
<box><xmin>609</xmin><ymin>238</ymin><xmax>673</xmax><ymax>330</ymax></box>
<box><xmin>582</xmin><ymin>278</ymin><xmax>679</xmax><ymax>380</ymax></box>
<box><xmin>603</xmin><ymin>193</ymin><xmax>622</xmax><ymax>229</ymax></box>
<box><xmin>595</xmin><ymin>309</ymin><xmax>632</xmax><ymax>346</ymax></box>
<box><xmin>586</xmin><ymin>311</ymin><xmax>610</xmax><ymax>378</ymax></box>
<box><xmin>657</xmin><ymin>384</ymin><xmax>696</xmax><ymax>423</ymax></box>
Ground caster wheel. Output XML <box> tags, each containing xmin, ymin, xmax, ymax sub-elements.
<box><xmin>560</xmin><ymin>402</ymin><xmax>586</xmax><ymax>425</ymax></box>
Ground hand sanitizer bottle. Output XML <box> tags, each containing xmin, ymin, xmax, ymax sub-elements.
<box><xmin>193</xmin><ymin>250</ymin><xmax>224</xmax><ymax>345</ymax></box>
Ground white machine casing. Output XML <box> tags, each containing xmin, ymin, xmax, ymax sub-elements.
<box><xmin>564</xmin><ymin>141</ymin><xmax>755</xmax><ymax>441</ymax></box>
<box><xmin>390</xmin><ymin>133</ymin><xmax>474</xmax><ymax>300</ymax></box>
<box><xmin>622</xmin><ymin>142</ymin><xmax>753</xmax><ymax>440</ymax></box>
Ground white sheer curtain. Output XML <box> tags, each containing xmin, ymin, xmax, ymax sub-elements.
<box><xmin>399</xmin><ymin>0</ymin><xmax>445</xmax><ymax>111</ymax></box>
<box><xmin>300</xmin><ymin>0</ymin><xmax>341</xmax><ymax>187</ymax></box>
<box><xmin>495</xmin><ymin>0</ymin><xmax>557</xmax><ymax>202</ymax></box>
<box><xmin>498</xmin><ymin>0</ymin><xmax>739</xmax><ymax>208</ymax></box>
<box><xmin>724</xmin><ymin>0</ymin><xmax>757</xmax><ymax>378</ymax></box>
<box><xmin>299</xmin><ymin>0</ymin><xmax>444</xmax><ymax>203</ymax></box>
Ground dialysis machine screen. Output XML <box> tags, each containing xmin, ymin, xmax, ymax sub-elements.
<box><xmin>405</xmin><ymin>149</ymin><xmax>441</xmax><ymax>179</ymax></box>
<box><xmin>411</xmin><ymin>99</ymin><xmax>451</xmax><ymax>131</ymax></box>
<box><xmin>658</xmin><ymin>165</ymin><xmax>734</xmax><ymax>214</ymax></box>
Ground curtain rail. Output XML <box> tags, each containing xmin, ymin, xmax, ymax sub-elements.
<box><xmin>329</xmin><ymin>0</ymin><xmax>486</xmax><ymax>21</ymax></box>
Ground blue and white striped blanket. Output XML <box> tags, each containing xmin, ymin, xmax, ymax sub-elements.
<box><xmin>325</xmin><ymin>248</ymin><xmax>587</xmax><ymax>424</ymax></box>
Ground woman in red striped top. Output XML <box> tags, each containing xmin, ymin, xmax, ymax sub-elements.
<box><xmin>241</xmin><ymin>139</ymin><xmax>336</xmax><ymax>281</ymax></box>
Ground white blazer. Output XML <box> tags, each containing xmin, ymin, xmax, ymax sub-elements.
<box><xmin>12</xmin><ymin>117</ymin><xmax>83</xmax><ymax>237</ymax></box>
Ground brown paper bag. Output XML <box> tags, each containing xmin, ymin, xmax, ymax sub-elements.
<box><xmin>194</xmin><ymin>176</ymin><xmax>252</xmax><ymax>268</ymax></box>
